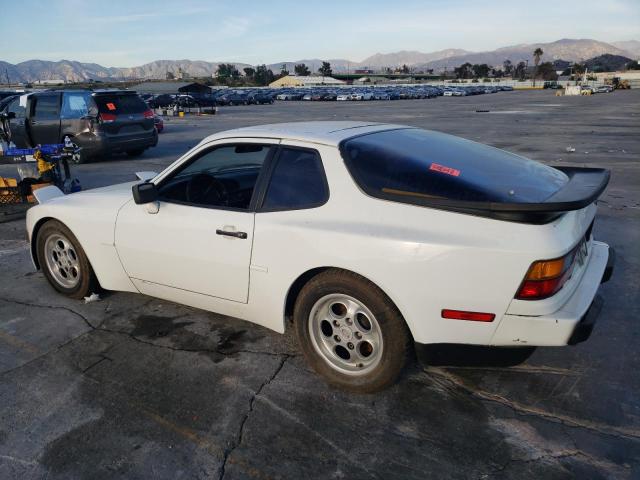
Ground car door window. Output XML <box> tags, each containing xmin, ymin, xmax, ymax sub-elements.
<box><xmin>262</xmin><ymin>147</ymin><xmax>329</xmax><ymax>210</ymax></box>
<box><xmin>158</xmin><ymin>144</ymin><xmax>272</xmax><ymax>210</ymax></box>
<box><xmin>7</xmin><ymin>97</ymin><xmax>25</xmax><ymax>119</ymax></box>
<box><xmin>33</xmin><ymin>95</ymin><xmax>60</xmax><ymax>120</ymax></box>
<box><xmin>61</xmin><ymin>92</ymin><xmax>91</xmax><ymax>119</ymax></box>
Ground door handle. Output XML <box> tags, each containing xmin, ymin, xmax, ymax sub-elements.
<box><xmin>30</xmin><ymin>120</ymin><xmax>37</xmax><ymax>125</ymax></box>
<box><xmin>216</xmin><ymin>229</ymin><xmax>247</xmax><ymax>239</ymax></box>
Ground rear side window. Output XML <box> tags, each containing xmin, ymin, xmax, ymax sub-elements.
<box><xmin>61</xmin><ymin>92</ymin><xmax>93</xmax><ymax>119</ymax></box>
<box><xmin>341</xmin><ymin>129</ymin><xmax>568</xmax><ymax>204</ymax></box>
<box><xmin>94</xmin><ymin>94</ymin><xmax>147</xmax><ymax>114</ymax></box>
<box><xmin>33</xmin><ymin>95</ymin><xmax>60</xmax><ymax>120</ymax></box>
<box><xmin>262</xmin><ymin>148</ymin><xmax>328</xmax><ymax>210</ymax></box>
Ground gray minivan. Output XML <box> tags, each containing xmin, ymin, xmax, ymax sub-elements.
<box><xmin>3</xmin><ymin>90</ymin><xmax>157</xmax><ymax>163</ymax></box>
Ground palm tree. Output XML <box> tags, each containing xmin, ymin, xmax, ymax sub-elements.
<box><xmin>533</xmin><ymin>48</ymin><xmax>544</xmax><ymax>86</ymax></box>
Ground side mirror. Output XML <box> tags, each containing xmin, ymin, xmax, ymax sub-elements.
<box><xmin>2</xmin><ymin>111</ymin><xmax>16</xmax><ymax>120</ymax></box>
<box><xmin>132</xmin><ymin>182</ymin><xmax>158</xmax><ymax>204</ymax></box>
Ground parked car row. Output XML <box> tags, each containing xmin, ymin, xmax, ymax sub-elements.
<box><xmin>273</xmin><ymin>84</ymin><xmax>514</xmax><ymax>101</ymax></box>
<box><xmin>141</xmin><ymin>89</ymin><xmax>277</xmax><ymax>109</ymax></box>
<box><xmin>583</xmin><ymin>85</ymin><xmax>614</xmax><ymax>94</ymax></box>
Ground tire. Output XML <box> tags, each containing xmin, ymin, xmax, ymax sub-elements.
<box><xmin>66</xmin><ymin>140</ymin><xmax>88</xmax><ymax>164</ymax></box>
<box><xmin>36</xmin><ymin>220</ymin><xmax>99</xmax><ymax>299</ymax></box>
<box><xmin>126</xmin><ymin>149</ymin><xmax>145</xmax><ymax>157</ymax></box>
<box><xmin>294</xmin><ymin>269</ymin><xmax>412</xmax><ymax>393</ymax></box>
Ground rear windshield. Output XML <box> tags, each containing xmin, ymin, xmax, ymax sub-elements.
<box><xmin>341</xmin><ymin>129</ymin><xmax>568</xmax><ymax>204</ymax></box>
<box><xmin>94</xmin><ymin>94</ymin><xmax>147</xmax><ymax>114</ymax></box>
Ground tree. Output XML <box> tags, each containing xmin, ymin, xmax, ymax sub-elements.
<box><xmin>217</xmin><ymin>63</ymin><xmax>239</xmax><ymax>78</ymax></box>
<box><xmin>318</xmin><ymin>61</ymin><xmax>332</xmax><ymax>77</ymax></box>
<box><xmin>532</xmin><ymin>48</ymin><xmax>544</xmax><ymax>86</ymax></box>
<box><xmin>165</xmin><ymin>71</ymin><xmax>175</xmax><ymax>80</ymax></box>
<box><xmin>400</xmin><ymin>64</ymin><xmax>410</xmax><ymax>74</ymax></box>
<box><xmin>503</xmin><ymin>59</ymin><xmax>513</xmax><ymax>77</ymax></box>
<box><xmin>254</xmin><ymin>64</ymin><xmax>275</xmax><ymax>86</ymax></box>
<box><xmin>454</xmin><ymin>62</ymin><xmax>473</xmax><ymax>79</ymax></box>
<box><xmin>294</xmin><ymin>63</ymin><xmax>310</xmax><ymax>76</ymax></box>
<box><xmin>514</xmin><ymin>61</ymin><xmax>527</xmax><ymax>80</ymax></box>
<box><xmin>243</xmin><ymin>67</ymin><xmax>255</xmax><ymax>79</ymax></box>
<box><xmin>536</xmin><ymin>62</ymin><xmax>557</xmax><ymax>80</ymax></box>
<box><xmin>627</xmin><ymin>60</ymin><xmax>640</xmax><ymax>70</ymax></box>
<box><xmin>472</xmin><ymin>63</ymin><xmax>490</xmax><ymax>78</ymax></box>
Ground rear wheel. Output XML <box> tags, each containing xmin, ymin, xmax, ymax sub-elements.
<box><xmin>36</xmin><ymin>220</ymin><xmax>98</xmax><ymax>299</ymax></box>
<box><xmin>126</xmin><ymin>149</ymin><xmax>145</xmax><ymax>157</ymax></box>
<box><xmin>66</xmin><ymin>140</ymin><xmax>88</xmax><ymax>164</ymax></box>
<box><xmin>294</xmin><ymin>269</ymin><xmax>412</xmax><ymax>393</ymax></box>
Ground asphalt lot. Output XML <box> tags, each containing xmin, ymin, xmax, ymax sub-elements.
<box><xmin>0</xmin><ymin>90</ymin><xmax>639</xmax><ymax>479</ymax></box>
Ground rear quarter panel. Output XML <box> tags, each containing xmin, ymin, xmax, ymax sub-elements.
<box><xmin>250</xmin><ymin>142</ymin><xmax>596</xmax><ymax>344</ymax></box>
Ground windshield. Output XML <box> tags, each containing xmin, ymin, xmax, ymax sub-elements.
<box><xmin>341</xmin><ymin>128</ymin><xmax>568</xmax><ymax>204</ymax></box>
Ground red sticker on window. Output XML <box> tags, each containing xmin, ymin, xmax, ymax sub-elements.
<box><xmin>430</xmin><ymin>162</ymin><xmax>460</xmax><ymax>177</ymax></box>
<box><xmin>106</xmin><ymin>102</ymin><xmax>116</xmax><ymax>111</ymax></box>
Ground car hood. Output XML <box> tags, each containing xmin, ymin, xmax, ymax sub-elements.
<box><xmin>46</xmin><ymin>181</ymin><xmax>137</xmax><ymax>210</ymax></box>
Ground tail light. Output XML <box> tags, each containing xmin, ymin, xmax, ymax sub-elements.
<box><xmin>99</xmin><ymin>112</ymin><xmax>117</xmax><ymax>123</ymax></box>
<box><xmin>143</xmin><ymin>109</ymin><xmax>154</xmax><ymax>119</ymax></box>
<box><xmin>516</xmin><ymin>240</ymin><xmax>587</xmax><ymax>300</ymax></box>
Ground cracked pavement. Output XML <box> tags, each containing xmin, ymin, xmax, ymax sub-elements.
<box><xmin>0</xmin><ymin>90</ymin><xmax>639</xmax><ymax>479</ymax></box>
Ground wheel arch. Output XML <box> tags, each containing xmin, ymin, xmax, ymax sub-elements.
<box><xmin>30</xmin><ymin>216</ymin><xmax>56</xmax><ymax>270</ymax></box>
<box><xmin>283</xmin><ymin>266</ymin><xmax>410</xmax><ymax>337</ymax></box>
<box><xmin>30</xmin><ymin>217</ymin><xmax>94</xmax><ymax>278</ymax></box>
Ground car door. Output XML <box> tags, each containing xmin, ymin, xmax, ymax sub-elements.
<box><xmin>5</xmin><ymin>96</ymin><xmax>28</xmax><ymax>147</ymax></box>
<box><xmin>60</xmin><ymin>91</ymin><xmax>93</xmax><ymax>138</ymax></box>
<box><xmin>28</xmin><ymin>93</ymin><xmax>61</xmax><ymax>145</ymax></box>
<box><xmin>115</xmin><ymin>139</ymin><xmax>279</xmax><ymax>303</ymax></box>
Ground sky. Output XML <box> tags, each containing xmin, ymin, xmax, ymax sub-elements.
<box><xmin>0</xmin><ymin>0</ymin><xmax>638</xmax><ymax>66</ymax></box>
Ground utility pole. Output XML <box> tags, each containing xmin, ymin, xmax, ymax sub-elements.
<box><xmin>4</xmin><ymin>69</ymin><xmax>9</xmax><ymax>86</ymax></box>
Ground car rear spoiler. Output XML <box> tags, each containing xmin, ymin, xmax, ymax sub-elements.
<box><xmin>384</xmin><ymin>167</ymin><xmax>610</xmax><ymax>224</ymax></box>
<box><xmin>32</xmin><ymin>185</ymin><xmax>64</xmax><ymax>204</ymax></box>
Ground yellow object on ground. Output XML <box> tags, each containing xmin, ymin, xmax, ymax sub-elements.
<box><xmin>0</xmin><ymin>177</ymin><xmax>18</xmax><ymax>189</ymax></box>
<box><xmin>34</xmin><ymin>149</ymin><xmax>54</xmax><ymax>175</ymax></box>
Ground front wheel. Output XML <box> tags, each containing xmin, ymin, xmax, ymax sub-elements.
<box><xmin>294</xmin><ymin>270</ymin><xmax>412</xmax><ymax>393</ymax></box>
<box><xmin>36</xmin><ymin>220</ymin><xmax>98</xmax><ymax>299</ymax></box>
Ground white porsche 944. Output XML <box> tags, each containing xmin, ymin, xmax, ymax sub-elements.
<box><xmin>27</xmin><ymin>122</ymin><xmax>614</xmax><ymax>392</ymax></box>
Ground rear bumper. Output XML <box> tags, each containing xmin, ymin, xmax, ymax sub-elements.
<box><xmin>76</xmin><ymin>130</ymin><xmax>158</xmax><ymax>157</ymax></box>
<box><xmin>490</xmin><ymin>241</ymin><xmax>613</xmax><ymax>347</ymax></box>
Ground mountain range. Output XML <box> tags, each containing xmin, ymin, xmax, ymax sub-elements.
<box><xmin>1</xmin><ymin>38</ymin><xmax>637</xmax><ymax>83</ymax></box>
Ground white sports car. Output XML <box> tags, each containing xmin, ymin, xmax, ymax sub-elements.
<box><xmin>27</xmin><ymin>122</ymin><xmax>614</xmax><ymax>392</ymax></box>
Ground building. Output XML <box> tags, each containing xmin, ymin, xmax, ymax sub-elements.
<box><xmin>34</xmin><ymin>79</ymin><xmax>66</xmax><ymax>85</ymax></box>
<box><xmin>269</xmin><ymin>75</ymin><xmax>346</xmax><ymax>87</ymax></box>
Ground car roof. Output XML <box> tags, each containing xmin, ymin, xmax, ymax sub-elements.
<box><xmin>200</xmin><ymin>121</ymin><xmax>410</xmax><ymax>147</ymax></box>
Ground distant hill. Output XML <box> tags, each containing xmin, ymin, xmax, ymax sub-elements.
<box><xmin>355</xmin><ymin>49</ymin><xmax>470</xmax><ymax>68</ymax></box>
<box><xmin>612</xmin><ymin>40</ymin><xmax>640</xmax><ymax>58</ymax></box>
<box><xmin>1</xmin><ymin>38</ymin><xmax>637</xmax><ymax>83</ymax></box>
<box><xmin>417</xmin><ymin>39</ymin><xmax>635</xmax><ymax>70</ymax></box>
<box><xmin>583</xmin><ymin>54</ymin><xmax>634</xmax><ymax>72</ymax></box>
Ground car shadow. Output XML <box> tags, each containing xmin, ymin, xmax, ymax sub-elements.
<box><xmin>416</xmin><ymin>343</ymin><xmax>536</xmax><ymax>368</ymax></box>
